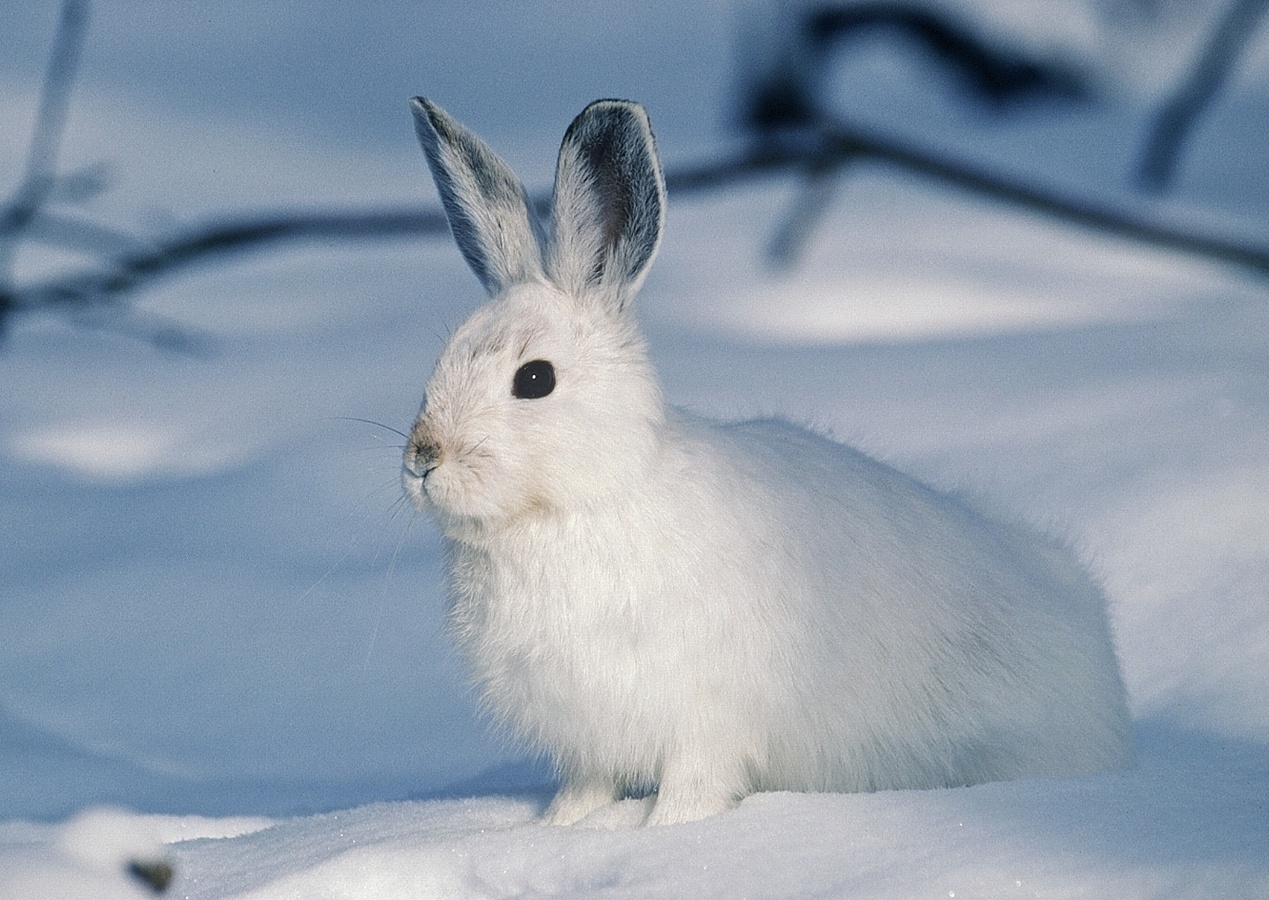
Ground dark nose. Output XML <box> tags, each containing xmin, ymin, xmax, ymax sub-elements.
<box><xmin>404</xmin><ymin>436</ymin><xmax>440</xmax><ymax>480</ymax></box>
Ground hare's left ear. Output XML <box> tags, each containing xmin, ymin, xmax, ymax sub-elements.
<box><xmin>547</xmin><ymin>100</ymin><xmax>666</xmax><ymax>310</ymax></box>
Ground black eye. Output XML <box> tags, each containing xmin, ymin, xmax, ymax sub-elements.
<box><xmin>512</xmin><ymin>359</ymin><xmax>555</xmax><ymax>399</ymax></box>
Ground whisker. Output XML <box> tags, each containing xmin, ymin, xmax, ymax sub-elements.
<box><xmin>349</xmin><ymin>443</ymin><xmax>406</xmax><ymax>456</ymax></box>
<box><xmin>363</xmin><ymin>509</ymin><xmax>419</xmax><ymax>675</ymax></box>
<box><xmin>298</xmin><ymin>471</ymin><xmax>406</xmax><ymax>606</ymax></box>
<box><xmin>385</xmin><ymin>492</ymin><xmax>414</xmax><ymax>523</ymax></box>
<box><xmin>330</xmin><ymin>416</ymin><xmax>411</xmax><ymax>441</ymax></box>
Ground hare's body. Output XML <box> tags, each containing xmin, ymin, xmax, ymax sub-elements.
<box><xmin>446</xmin><ymin>413</ymin><xmax>1130</xmax><ymax>825</ymax></box>
<box><xmin>404</xmin><ymin>98</ymin><xmax>1133</xmax><ymax>826</ymax></box>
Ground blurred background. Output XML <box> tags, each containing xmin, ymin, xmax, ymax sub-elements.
<box><xmin>2</xmin><ymin>0</ymin><xmax>1267</xmax><ymax>821</ymax></box>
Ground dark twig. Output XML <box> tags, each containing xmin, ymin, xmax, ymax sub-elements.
<box><xmin>806</xmin><ymin>3</ymin><xmax>1088</xmax><ymax>106</ymax></box>
<box><xmin>0</xmin><ymin>0</ymin><xmax>91</xmax><ymax>286</ymax></box>
<box><xmin>810</xmin><ymin>117</ymin><xmax>1269</xmax><ymax>276</ymax></box>
<box><xmin>11</xmin><ymin>208</ymin><xmax>449</xmax><ymax>319</ymax></box>
<box><xmin>672</xmin><ymin>121</ymin><xmax>1269</xmax><ymax>276</ymax></box>
<box><xmin>738</xmin><ymin>2</ymin><xmax>1095</xmax><ymax>265</ymax></box>
<box><xmin>739</xmin><ymin>2</ymin><xmax>1090</xmax><ymax>134</ymax></box>
<box><xmin>1137</xmin><ymin>0</ymin><xmax>1269</xmax><ymax>191</ymax></box>
<box><xmin>766</xmin><ymin>152</ymin><xmax>856</xmax><ymax>268</ymax></box>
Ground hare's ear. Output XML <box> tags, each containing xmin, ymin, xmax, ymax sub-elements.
<box><xmin>547</xmin><ymin>100</ymin><xmax>665</xmax><ymax>310</ymax></box>
<box><xmin>410</xmin><ymin>97</ymin><xmax>544</xmax><ymax>295</ymax></box>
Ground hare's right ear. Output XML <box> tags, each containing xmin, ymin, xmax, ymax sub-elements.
<box><xmin>410</xmin><ymin>98</ymin><xmax>544</xmax><ymax>295</ymax></box>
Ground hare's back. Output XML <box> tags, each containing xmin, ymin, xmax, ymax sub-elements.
<box><xmin>680</xmin><ymin>413</ymin><xmax>1133</xmax><ymax>783</ymax></box>
<box><xmin>684</xmin><ymin>412</ymin><xmax>1121</xmax><ymax>690</ymax></box>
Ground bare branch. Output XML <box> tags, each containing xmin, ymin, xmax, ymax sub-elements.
<box><xmin>11</xmin><ymin>207</ymin><xmax>449</xmax><ymax>315</ymax></box>
<box><xmin>0</xmin><ymin>0</ymin><xmax>91</xmax><ymax>278</ymax></box>
<box><xmin>807</xmin><ymin>117</ymin><xmax>1269</xmax><ymax>277</ymax></box>
<box><xmin>1137</xmin><ymin>0</ymin><xmax>1269</xmax><ymax>191</ymax></box>
<box><xmin>738</xmin><ymin>2</ymin><xmax>1090</xmax><ymax>135</ymax></box>
<box><xmin>663</xmin><ymin>123</ymin><xmax>1269</xmax><ymax>277</ymax></box>
<box><xmin>11</xmin><ymin>125</ymin><xmax>1269</xmax><ymax>329</ymax></box>
<box><xmin>805</xmin><ymin>3</ymin><xmax>1089</xmax><ymax>106</ymax></box>
<box><xmin>766</xmin><ymin>153</ymin><xmax>855</xmax><ymax>268</ymax></box>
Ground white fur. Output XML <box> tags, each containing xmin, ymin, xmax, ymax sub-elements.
<box><xmin>403</xmin><ymin>98</ymin><xmax>1134</xmax><ymax>827</ymax></box>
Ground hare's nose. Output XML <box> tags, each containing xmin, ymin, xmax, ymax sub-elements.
<box><xmin>403</xmin><ymin>439</ymin><xmax>440</xmax><ymax>480</ymax></box>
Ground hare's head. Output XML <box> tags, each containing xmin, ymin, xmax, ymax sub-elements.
<box><xmin>403</xmin><ymin>99</ymin><xmax>667</xmax><ymax>536</ymax></box>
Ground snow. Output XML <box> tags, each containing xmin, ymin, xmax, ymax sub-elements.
<box><xmin>2</xmin><ymin>1</ymin><xmax>1267</xmax><ymax>896</ymax></box>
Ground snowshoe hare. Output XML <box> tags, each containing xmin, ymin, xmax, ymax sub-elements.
<box><xmin>403</xmin><ymin>97</ymin><xmax>1133</xmax><ymax>827</ymax></box>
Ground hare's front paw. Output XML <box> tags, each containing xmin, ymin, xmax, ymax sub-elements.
<box><xmin>644</xmin><ymin>758</ymin><xmax>743</xmax><ymax>826</ymax></box>
<box><xmin>541</xmin><ymin>778</ymin><xmax>619</xmax><ymax>827</ymax></box>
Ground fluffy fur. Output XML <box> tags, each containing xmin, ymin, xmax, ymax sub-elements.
<box><xmin>403</xmin><ymin>97</ymin><xmax>1134</xmax><ymax>827</ymax></box>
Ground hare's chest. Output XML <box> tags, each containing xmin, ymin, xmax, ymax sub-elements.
<box><xmin>509</xmin><ymin>548</ymin><xmax>659</xmax><ymax>643</ymax></box>
<box><xmin>447</xmin><ymin>531</ymin><xmax>683</xmax><ymax>711</ymax></box>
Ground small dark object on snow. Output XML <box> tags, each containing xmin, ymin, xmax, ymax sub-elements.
<box><xmin>127</xmin><ymin>857</ymin><xmax>174</xmax><ymax>894</ymax></box>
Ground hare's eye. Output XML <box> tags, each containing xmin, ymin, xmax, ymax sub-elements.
<box><xmin>513</xmin><ymin>359</ymin><xmax>555</xmax><ymax>399</ymax></box>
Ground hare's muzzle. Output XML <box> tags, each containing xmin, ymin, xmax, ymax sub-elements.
<box><xmin>401</xmin><ymin>433</ymin><xmax>440</xmax><ymax>512</ymax></box>
<box><xmin>403</xmin><ymin>436</ymin><xmax>439</xmax><ymax>482</ymax></box>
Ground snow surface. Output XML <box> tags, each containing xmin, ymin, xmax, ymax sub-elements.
<box><xmin>1</xmin><ymin>1</ymin><xmax>1267</xmax><ymax>896</ymax></box>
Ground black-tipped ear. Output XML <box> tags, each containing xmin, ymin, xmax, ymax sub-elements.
<box><xmin>410</xmin><ymin>97</ymin><xmax>544</xmax><ymax>295</ymax></box>
<box><xmin>547</xmin><ymin>100</ymin><xmax>666</xmax><ymax>308</ymax></box>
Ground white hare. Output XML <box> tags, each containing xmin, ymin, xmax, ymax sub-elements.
<box><xmin>402</xmin><ymin>97</ymin><xmax>1133</xmax><ymax>827</ymax></box>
